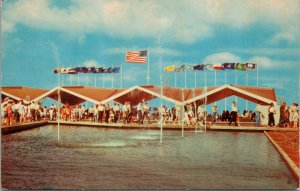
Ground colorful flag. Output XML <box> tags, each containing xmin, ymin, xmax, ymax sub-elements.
<box><xmin>86</xmin><ymin>67</ymin><xmax>96</xmax><ymax>73</ymax></box>
<box><xmin>94</xmin><ymin>67</ymin><xmax>104</xmax><ymax>73</ymax></box>
<box><xmin>213</xmin><ymin>64</ymin><xmax>224</xmax><ymax>70</ymax></box>
<box><xmin>60</xmin><ymin>68</ymin><xmax>69</xmax><ymax>74</ymax></box>
<box><xmin>245</xmin><ymin>63</ymin><xmax>256</xmax><ymax>70</ymax></box>
<box><xmin>185</xmin><ymin>65</ymin><xmax>194</xmax><ymax>71</ymax></box>
<box><xmin>164</xmin><ymin>65</ymin><xmax>175</xmax><ymax>72</ymax></box>
<box><xmin>103</xmin><ymin>67</ymin><xmax>112</xmax><ymax>73</ymax></box>
<box><xmin>193</xmin><ymin>64</ymin><xmax>204</xmax><ymax>70</ymax></box>
<box><xmin>125</xmin><ymin>50</ymin><xmax>148</xmax><ymax>63</ymax></box>
<box><xmin>204</xmin><ymin>64</ymin><xmax>214</xmax><ymax>70</ymax></box>
<box><xmin>68</xmin><ymin>68</ymin><xmax>78</xmax><ymax>74</ymax></box>
<box><xmin>235</xmin><ymin>63</ymin><xmax>246</xmax><ymax>71</ymax></box>
<box><xmin>222</xmin><ymin>63</ymin><xmax>235</xmax><ymax>70</ymax></box>
<box><xmin>53</xmin><ymin>67</ymin><xmax>61</xmax><ymax>74</ymax></box>
<box><xmin>175</xmin><ymin>65</ymin><xmax>186</xmax><ymax>72</ymax></box>
<box><xmin>112</xmin><ymin>67</ymin><xmax>120</xmax><ymax>73</ymax></box>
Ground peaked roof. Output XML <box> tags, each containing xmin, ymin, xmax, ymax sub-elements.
<box><xmin>21</xmin><ymin>84</ymin><xmax>277</xmax><ymax>106</ymax></box>
<box><xmin>184</xmin><ymin>84</ymin><xmax>276</xmax><ymax>105</ymax></box>
<box><xmin>1</xmin><ymin>86</ymin><xmax>48</xmax><ymax>101</ymax></box>
<box><xmin>33</xmin><ymin>86</ymin><xmax>127</xmax><ymax>105</ymax></box>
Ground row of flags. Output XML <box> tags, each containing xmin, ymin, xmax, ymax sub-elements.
<box><xmin>53</xmin><ymin>50</ymin><xmax>148</xmax><ymax>74</ymax></box>
<box><xmin>164</xmin><ymin>63</ymin><xmax>257</xmax><ymax>72</ymax></box>
<box><xmin>53</xmin><ymin>66</ymin><xmax>120</xmax><ymax>74</ymax></box>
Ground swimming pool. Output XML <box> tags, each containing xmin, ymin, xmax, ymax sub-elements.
<box><xmin>1</xmin><ymin>125</ymin><xmax>297</xmax><ymax>189</ymax></box>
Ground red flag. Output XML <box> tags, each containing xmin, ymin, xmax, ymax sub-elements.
<box><xmin>213</xmin><ymin>64</ymin><xmax>223</xmax><ymax>70</ymax></box>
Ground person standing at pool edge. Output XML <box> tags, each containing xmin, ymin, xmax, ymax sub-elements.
<box><xmin>268</xmin><ymin>103</ymin><xmax>276</xmax><ymax>127</ymax></box>
<box><xmin>229</xmin><ymin>101</ymin><xmax>238</xmax><ymax>126</ymax></box>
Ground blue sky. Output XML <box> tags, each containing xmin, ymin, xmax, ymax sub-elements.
<box><xmin>2</xmin><ymin>0</ymin><xmax>299</xmax><ymax>109</ymax></box>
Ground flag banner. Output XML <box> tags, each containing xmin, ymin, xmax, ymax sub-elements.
<box><xmin>112</xmin><ymin>67</ymin><xmax>120</xmax><ymax>73</ymax></box>
<box><xmin>185</xmin><ymin>65</ymin><xmax>194</xmax><ymax>71</ymax></box>
<box><xmin>68</xmin><ymin>68</ymin><xmax>79</xmax><ymax>74</ymax></box>
<box><xmin>193</xmin><ymin>64</ymin><xmax>204</xmax><ymax>70</ymax></box>
<box><xmin>245</xmin><ymin>63</ymin><xmax>256</xmax><ymax>70</ymax></box>
<box><xmin>175</xmin><ymin>65</ymin><xmax>186</xmax><ymax>72</ymax></box>
<box><xmin>235</xmin><ymin>63</ymin><xmax>246</xmax><ymax>71</ymax></box>
<box><xmin>164</xmin><ymin>65</ymin><xmax>175</xmax><ymax>72</ymax></box>
<box><xmin>103</xmin><ymin>67</ymin><xmax>112</xmax><ymax>73</ymax></box>
<box><xmin>222</xmin><ymin>63</ymin><xmax>235</xmax><ymax>70</ymax></box>
<box><xmin>76</xmin><ymin>67</ymin><xmax>87</xmax><ymax>73</ymax></box>
<box><xmin>53</xmin><ymin>67</ymin><xmax>61</xmax><ymax>73</ymax></box>
<box><xmin>125</xmin><ymin>50</ymin><xmax>148</xmax><ymax>63</ymax></box>
<box><xmin>60</xmin><ymin>68</ymin><xmax>70</xmax><ymax>74</ymax></box>
<box><xmin>94</xmin><ymin>67</ymin><xmax>104</xmax><ymax>73</ymax></box>
<box><xmin>213</xmin><ymin>64</ymin><xmax>224</xmax><ymax>70</ymax></box>
<box><xmin>87</xmin><ymin>67</ymin><xmax>96</xmax><ymax>73</ymax></box>
<box><xmin>204</xmin><ymin>64</ymin><xmax>214</xmax><ymax>71</ymax></box>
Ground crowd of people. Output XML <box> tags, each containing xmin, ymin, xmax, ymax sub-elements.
<box><xmin>1</xmin><ymin>97</ymin><xmax>299</xmax><ymax>128</ymax></box>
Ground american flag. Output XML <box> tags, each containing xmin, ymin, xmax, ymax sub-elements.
<box><xmin>125</xmin><ymin>50</ymin><xmax>148</xmax><ymax>64</ymax></box>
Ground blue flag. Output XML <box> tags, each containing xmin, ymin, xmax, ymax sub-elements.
<box><xmin>112</xmin><ymin>67</ymin><xmax>120</xmax><ymax>73</ymax></box>
<box><xmin>193</xmin><ymin>64</ymin><xmax>204</xmax><ymax>70</ymax></box>
<box><xmin>222</xmin><ymin>63</ymin><xmax>235</xmax><ymax>70</ymax></box>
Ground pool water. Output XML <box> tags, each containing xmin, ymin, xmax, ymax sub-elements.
<box><xmin>1</xmin><ymin>125</ymin><xmax>298</xmax><ymax>189</ymax></box>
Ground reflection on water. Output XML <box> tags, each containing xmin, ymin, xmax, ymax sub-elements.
<box><xmin>1</xmin><ymin>125</ymin><xmax>298</xmax><ymax>190</ymax></box>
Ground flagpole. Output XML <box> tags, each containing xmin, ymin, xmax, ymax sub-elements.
<box><xmin>94</xmin><ymin>75</ymin><xmax>96</xmax><ymax>87</ymax></box>
<box><xmin>256</xmin><ymin>64</ymin><xmax>258</xmax><ymax>86</ymax></box>
<box><xmin>181</xmin><ymin>88</ymin><xmax>184</xmax><ymax>137</ymax></box>
<box><xmin>147</xmin><ymin>48</ymin><xmax>150</xmax><ymax>85</ymax></box>
<box><xmin>120</xmin><ymin>65</ymin><xmax>123</xmax><ymax>88</ymax></box>
<box><xmin>52</xmin><ymin>43</ymin><xmax>60</xmax><ymax>142</ymax></box>
<box><xmin>175</xmin><ymin>69</ymin><xmax>177</xmax><ymax>87</ymax></box>
<box><xmin>214</xmin><ymin>70</ymin><xmax>216</xmax><ymax>86</ymax></box>
<box><xmin>175</xmin><ymin>72</ymin><xmax>177</xmax><ymax>87</ymax></box>
<box><xmin>111</xmin><ymin>75</ymin><xmax>114</xmax><ymax>88</ymax></box>
<box><xmin>204</xmin><ymin>70</ymin><xmax>207</xmax><ymax>132</ymax></box>
<box><xmin>184</xmin><ymin>69</ymin><xmax>187</xmax><ymax>89</ymax></box>
<box><xmin>85</xmin><ymin>73</ymin><xmax>88</xmax><ymax>86</ymax></box>
<box><xmin>246</xmin><ymin>69</ymin><xmax>248</xmax><ymax>110</ymax></box>
<box><xmin>224</xmin><ymin>69</ymin><xmax>227</xmax><ymax>111</ymax></box>
<box><xmin>77</xmin><ymin>73</ymin><xmax>79</xmax><ymax>86</ymax></box>
<box><xmin>235</xmin><ymin>69</ymin><xmax>237</xmax><ymax>102</ymax></box>
<box><xmin>158</xmin><ymin>46</ymin><xmax>163</xmax><ymax>143</ymax></box>
<box><xmin>204</xmin><ymin>69</ymin><xmax>207</xmax><ymax>88</ymax></box>
<box><xmin>194</xmin><ymin>70</ymin><xmax>197</xmax><ymax>88</ymax></box>
<box><xmin>102</xmin><ymin>75</ymin><xmax>104</xmax><ymax>88</ymax></box>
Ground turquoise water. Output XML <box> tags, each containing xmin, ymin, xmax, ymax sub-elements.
<box><xmin>1</xmin><ymin>125</ymin><xmax>298</xmax><ymax>189</ymax></box>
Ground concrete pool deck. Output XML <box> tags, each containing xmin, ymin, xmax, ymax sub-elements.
<box><xmin>1</xmin><ymin>121</ymin><xmax>48</xmax><ymax>135</ymax></box>
<box><xmin>2</xmin><ymin>120</ymin><xmax>298</xmax><ymax>134</ymax></box>
<box><xmin>265</xmin><ymin>131</ymin><xmax>300</xmax><ymax>180</ymax></box>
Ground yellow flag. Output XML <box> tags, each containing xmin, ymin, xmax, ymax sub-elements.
<box><xmin>164</xmin><ymin>65</ymin><xmax>175</xmax><ymax>72</ymax></box>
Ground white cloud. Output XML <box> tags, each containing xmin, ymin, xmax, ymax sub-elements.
<box><xmin>203</xmin><ymin>52</ymin><xmax>241</xmax><ymax>64</ymax></box>
<box><xmin>228</xmin><ymin>47</ymin><xmax>299</xmax><ymax>57</ymax></box>
<box><xmin>248</xmin><ymin>56</ymin><xmax>297</xmax><ymax>69</ymax></box>
<box><xmin>83</xmin><ymin>60</ymin><xmax>99</xmax><ymax>67</ymax></box>
<box><xmin>2</xmin><ymin>0</ymin><xmax>300</xmax><ymax>44</ymax></box>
